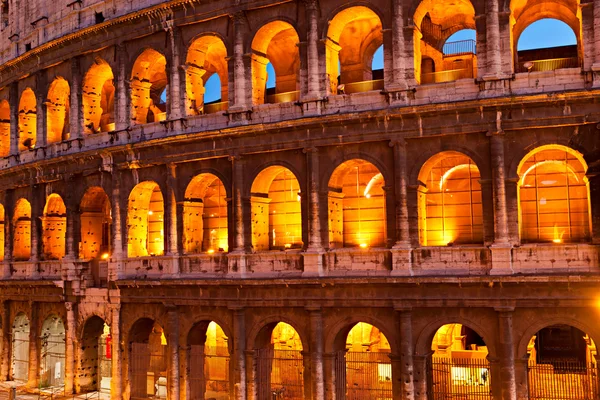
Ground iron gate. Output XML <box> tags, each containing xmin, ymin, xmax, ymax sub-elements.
<box><xmin>188</xmin><ymin>345</ymin><xmax>230</xmax><ymax>399</ymax></box>
<box><xmin>335</xmin><ymin>351</ymin><xmax>392</xmax><ymax>400</ymax></box>
<box><xmin>130</xmin><ymin>342</ymin><xmax>167</xmax><ymax>400</ymax></box>
<box><xmin>40</xmin><ymin>333</ymin><xmax>66</xmax><ymax>388</ymax></box>
<box><xmin>256</xmin><ymin>348</ymin><xmax>304</xmax><ymax>399</ymax></box>
<box><xmin>528</xmin><ymin>360</ymin><xmax>600</xmax><ymax>400</ymax></box>
<box><xmin>427</xmin><ymin>357</ymin><xmax>492</xmax><ymax>400</ymax></box>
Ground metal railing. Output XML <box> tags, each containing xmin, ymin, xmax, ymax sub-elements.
<box><xmin>427</xmin><ymin>357</ymin><xmax>492</xmax><ymax>400</ymax></box>
<box><xmin>256</xmin><ymin>348</ymin><xmax>304</xmax><ymax>400</ymax></box>
<box><xmin>443</xmin><ymin>39</ymin><xmax>477</xmax><ymax>56</ymax></box>
<box><xmin>421</xmin><ymin>67</ymin><xmax>474</xmax><ymax>84</ymax></box>
<box><xmin>265</xmin><ymin>91</ymin><xmax>300</xmax><ymax>104</ymax></box>
<box><xmin>339</xmin><ymin>79</ymin><xmax>384</xmax><ymax>95</ymax></box>
<box><xmin>528</xmin><ymin>360</ymin><xmax>599</xmax><ymax>400</ymax></box>
<box><xmin>335</xmin><ymin>351</ymin><xmax>392</xmax><ymax>400</ymax></box>
<box><xmin>517</xmin><ymin>57</ymin><xmax>580</xmax><ymax>73</ymax></box>
<box><xmin>204</xmin><ymin>101</ymin><xmax>229</xmax><ymax>114</ymax></box>
<box><xmin>130</xmin><ymin>343</ymin><xmax>168</xmax><ymax>400</ymax></box>
<box><xmin>188</xmin><ymin>345</ymin><xmax>230</xmax><ymax>400</ymax></box>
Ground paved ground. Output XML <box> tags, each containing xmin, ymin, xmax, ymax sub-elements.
<box><xmin>0</xmin><ymin>384</ymin><xmax>110</xmax><ymax>400</ymax></box>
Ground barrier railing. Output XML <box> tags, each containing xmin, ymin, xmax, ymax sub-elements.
<box><xmin>528</xmin><ymin>360</ymin><xmax>599</xmax><ymax>400</ymax></box>
<box><xmin>427</xmin><ymin>357</ymin><xmax>492</xmax><ymax>400</ymax></box>
<box><xmin>443</xmin><ymin>39</ymin><xmax>477</xmax><ymax>56</ymax></box>
<box><xmin>421</xmin><ymin>67</ymin><xmax>474</xmax><ymax>84</ymax></box>
<box><xmin>517</xmin><ymin>57</ymin><xmax>580</xmax><ymax>73</ymax></box>
<box><xmin>339</xmin><ymin>79</ymin><xmax>384</xmax><ymax>94</ymax></box>
<box><xmin>265</xmin><ymin>91</ymin><xmax>300</xmax><ymax>104</ymax></box>
<box><xmin>204</xmin><ymin>101</ymin><xmax>229</xmax><ymax>114</ymax></box>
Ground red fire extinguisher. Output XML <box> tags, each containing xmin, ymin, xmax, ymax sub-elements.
<box><xmin>106</xmin><ymin>334</ymin><xmax>112</xmax><ymax>359</ymax></box>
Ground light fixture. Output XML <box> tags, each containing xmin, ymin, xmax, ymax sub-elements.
<box><xmin>148</xmin><ymin>210</ymin><xmax>153</xmax><ymax>215</ymax></box>
<box><xmin>101</xmin><ymin>252</ymin><xmax>109</xmax><ymax>260</ymax></box>
<box><xmin>359</xmin><ymin>243</ymin><xmax>368</xmax><ymax>249</ymax></box>
<box><xmin>207</xmin><ymin>248</ymin><xmax>215</xmax><ymax>254</ymax></box>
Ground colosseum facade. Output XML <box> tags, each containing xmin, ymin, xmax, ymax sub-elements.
<box><xmin>0</xmin><ymin>0</ymin><xmax>599</xmax><ymax>399</ymax></box>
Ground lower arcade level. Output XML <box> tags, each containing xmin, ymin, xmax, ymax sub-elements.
<box><xmin>0</xmin><ymin>279</ymin><xmax>598</xmax><ymax>400</ymax></box>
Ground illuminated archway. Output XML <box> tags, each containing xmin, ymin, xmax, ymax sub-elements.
<box><xmin>46</xmin><ymin>77</ymin><xmax>70</xmax><ymax>143</ymax></box>
<box><xmin>326</xmin><ymin>6</ymin><xmax>383</xmax><ymax>94</ymax></box>
<box><xmin>417</xmin><ymin>152</ymin><xmax>483</xmax><ymax>246</ymax></box>
<box><xmin>251</xmin><ymin>166</ymin><xmax>302</xmax><ymax>251</ymax></box>
<box><xmin>127</xmin><ymin>182</ymin><xmax>164</xmax><ymax>257</ymax></box>
<box><xmin>42</xmin><ymin>194</ymin><xmax>66</xmax><ymax>260</ymax></box>
<box><xmin>130</xmin><ymin>49</ymin><xmax>167</xmax><ymax>124</ymax></box>
<box><xmin>13</xmin><ymin>198</ymin><xmax>31</xmax><ymax>261</ymax></box>
<box><xmin>251</xmin><ymin>21</ymin><xmax>300</xmax><ymax>105</ymax></box>
<box><xmin>128</xmin><ymin>318</ymin><xmax>168</xmax><ymax>399</ymax></box>
<box><xmin>187</xmin><ymin>321</ymin><xmax>230</xmax><ymax>399</ymax></box>
<box><xmin>338</xmin><ymin>322</ymin><xmax>392</xmax><ymax>399</ymax></box>
<box><xmin>517</xmin><ymin>145</ymin><xmax>589</xmax><ymax>243</ymax></box>
<box><xmin>525</xmin><ymin>324</ymin><xmax>597</xmax><ymax>398</ymax></box>
<box><xmin>80</xmin><ymin>186</ymin><xmax>111</xmax><ymax>260</ymax></box>
<box><xmin>40</xmin><ymin>315</ymin><xmax>66</xmax><ymax>388</ymax></box>
<box><xmin>511</xmin><ymin>0</ymin><xmax>582</xmax><ymax>72</ymax></box>
<box><xmin>254</xmin><ymin>322</ymin><xmax>304</xmax><ymax>399</ymax></box>
<box><xmin>328</xmin><ymin>159</ymin><xmax>386</xmax><ymax>248</ymax></box>
<box><xmin>18</xmin><ymin>88</ymin><xmax>36</xmax><ymax>151</ymax></box>
<box><xmin>185</xmin><ymin>36</ymin><xmax>228</xmax><ymax>115</ymax></box>
<box><xmin>413</xmin><ymin>0</ymin><xmax>476</xmax><ymax>84</ymax></box>
<box><xmin>11</xmin><ymin>313</ymin><xmax>29</xmax><ymax>382</ymax></box>
<box><xmin>0</xmin><ymin>99</ymin><xmax>10</xmax><ymax>157</ymax></box>
<box><xmin>82</xmin><ymin>58</ymin><xmax>115</xmax><ymax>133</ymax></box>
<box><xmin>80</xmin><ymin>316</ymin><xmax>112</xmax><ymax>393</ymax></box>
<box><xmin>184</xmin><ymin>174</ymin><xmax>228</xmax><ymax>254</ymax></box>
<box><xmin>429</xmin><ymin>324</ymin><xmax>490</xmax><ymax>398</ymax></box>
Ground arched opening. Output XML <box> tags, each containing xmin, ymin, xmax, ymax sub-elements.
<box><xmin>251</xmin><ymin>166</ymin><xmax>302</xmax><ymax>251</ymax></box>
<box><xmin>0</xmin><ymin>100</ymin><xmax>10</xmax><ymax>157</ymax></box>
<box><xmin>41</xmin><ymin>194</ymin><xmax>66</xmax><ymax>260</ymax></box>
<box><xmin>526</xmin><ymin>325</ymin><xmax>598</xmax><ymax>398</ymax></box>
<box><xmin>186</xmin><ymin>36</ymin><xmax>228</xmax><ymax>115</ymax></box>
<box><xmin>40</xmin><ymin>315</ymin><xmax>66</xmax><ymax>388</ymax></box>
<box><xmin>46</xmin><ymin>77</ymin><xmax>70</xmax><ymax>143</ymax></box>
<box><xmin>130</xmin><ymin>49</ymin><xmax>168</xmax><ymax>124</ymax></box>
<box><xmin>11</xmin><ymin>313</ymin><xmax>30</xmax><ymax>382</ymax></box>
<box><xmin>371</xmin><ymin>45</ymin><xmax>384</xmax><ymax>81</ymax></box>
<box><xmin>517</xmin><ymin>145</ymin><xmax>589</xmax><ymax>243</ymax></box>
<box><xmin>13</xmin><ymin>198</ymin><xmax>31</xmax><ymax>261</ymax></box>
<box><xmin>18</xmin><ymin>88</ymin><xmax>36</xmax><ymax>151</ymax></box>
<box><xmin>328</xmin><ymin>160</ymin><xmax>386</xmax><ymax>248</ymax></box>
<box><xmin>187</xmin><ymin>321</ymin><xmax>230</xmax><ymax>399</ymax></box>
<box><xmin>129</xmin><ymin>319</ymin><xmax>168</xmax><ymax>399</ymax></box>
<box><xmin>80</xmin><ymin>187</ymin><xmax>111</xmax><ymax>285</ymax></box>
<box><xmin>413</xmin><ymin>0</ymin><xmax>477</xmax><ymax>84</ymax></box>
<box><xmin>127</xmin><ymin>182</ymin><xmax>164</xmax><ymax>257</ymax></box>
<box><xmin>254</xmin><ymin>322</ymin><xmax>304</xmax><ymax>399</ymax></box>
<box><xmin>184</xmin><ymin>174</ymin><xmax>228</xmax><ymax>254</ymax></box>
<box><xmin>82</xmin><ymin>58</ymin><xmax>115</xmax><ymax>133</ymax></box>
<box><xmin>418</xmin><ymin>152</ymin><xmax>483</xmax><ymax>246</ymax></box>
<box><xmin>251</xmin><ymin>21</ymin><xmax>300</xmax><ymax>105</ymax></box>
<box><xmin>428</xmin><ymin>324</ymin><xmax>491</xmax><ymax>399</ymax></box>
<box><xmin>326</xmin><ymin>6</ymin><xmax>384</xmax><ymax>94</ymax></box>
<box><xmin>511</xmin><ymin>0</ymin><xmax>581</xmax><ymax>74</ymax></box>
<box><xmin>80</xmin><ymin>316</ymin><xmax>112</xmax><ymax>394</ymax></box>
<box><xmin>335</xmin><ymin>322</ymin><xmax>392</xmax><ymax>399</ymax></box>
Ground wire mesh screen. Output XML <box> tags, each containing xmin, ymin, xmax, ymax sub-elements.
<box><xmin>335</xmin><ymin>351</ymin><xmax>392</xmax><ymax>400</ymax></box>
<box><xmin>256</xmin><ymin>348</ymin><xmax>304</xmax><ymax>399</ymax></box>
<box><xmin>41</xmin><ymin>333</ymin><xmax>65</xmax><ymax>388</ymax></box>
<box><xmin>130</xmin><ymin>342</ymin><xmax>167</xmax><ymax>400</ymax></box>
<box><xmin>188</xmin><ymin>345</ymin><xmax>230</xmax><ymax>399</ymax></box>
<box><xmin>528</xmin><ymin>360</ymin><xmax>600</xmax><ymax>400</ymax></box>
<box><xmin>427</xmin><ymin>357</ymin><xmax>491</xmax><ymax>400</ymax></box>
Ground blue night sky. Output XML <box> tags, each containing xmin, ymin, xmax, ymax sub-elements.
<box><xmin>203</xmin><ymin>18</ymin><xmax>576</xmax><ymax>102</ymax></box>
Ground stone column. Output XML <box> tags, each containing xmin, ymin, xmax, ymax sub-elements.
<box><xmin>27</xmin><ymin>302</ymin><xmax>39</xmax><ymax>388</ymax></box>
<box><xmin>514</xmin><ymin>356</ymin><xmax>530</xmax><ymax>400</ymax></box>
<box><xmin>304</xmin><ymin>148</ymin><xmax>324</xmax><ymax>276</ymax></box>
<box><xmin>166</xmin><ymin>24</ymin><xmax>183</xmax><ymax>121</ymax></box>
<box><xmin>484</xmin><ymin>0</ymin><xmax>502</xmax><ymax>78</ymax></box>
<box><xmin>9</xmin><ymin>83</ymin><xmax>18</xmax><ymax>156</ymax></box>
<box><xmin>167</xmin><ymin>308</ymin><xmax>180</xmax><ymax>400</ymax></box>
<box><xmin>3</xmin><ymin>191</ymin><xmax>13</xmax><ymax>276</ymax></box>
<box><xmin>115</xmin><ymin>44</ymin><xmax>130</xmax><ymax>130</ymax></box>
<box><xmin>231</xmin><ymin>156</ymin><xmax>245</xmax><ymax>252</ymax></box>
<box><xmin>391</xmin><ymin>141</ymin><xmax>412</xmax><ymax>274</ymax></box>
<box><xmin>232</xmin><ymin>308</ymin><xmax>247</xmax><ymax>400</ymax></box>
<box><xmin>110</xmin><ymin>176</ymin><xmax>123</xmax><ymax>279</ymax></box>
<box><xmin>496</xmin><ymin>307</ymin><xmax>517</xmax><ymax>400</ymax></box>
<box><xmin>110</xmin><ymin>304</ymin><xmax>122</xmax><ymax>400</ymax></box>
<box><xmin>165</xmin><ymin>164</ymin><xmax>180</xmax><ymax>264</ymax></box>
<box><xmin>0</xmin><ymin>300</ymin><xmax>9</xmax><ymax>381</ymax></box>
<box><xmin>412</xmin><ymin>353</ymin><xmax>430</xmax><ymax>399</ymax></box>
<box><xmin>396</xmin><ymin>309</ymin><xmax>414</xmax><ymax>399</ymax></box>
<box><xmin>69</xmin><ymin>57</ymin><xmax>83</xmax><ymax>140</ymax></box>
<box><xmin>35</xmin><ymin>85</ymin><xmax>47</xmax><ymax>149</ymax></box>
<box><xmin>64</xmin><ymin>197</ymin><xmax>77</xmax><ymax>259</ymax></box>
<box><xmin>304</xmin><ymin>0</ymin><xmax>321</xmax><ymax>98</ymax></box>
<box><xmin>231</xmin><ymin>12</ymin><xmax>249</xmax><ymax>110</ymax></box>
<box><xmin>489</xmin><ymin>128</ymin><xmax>512</xmax><ymax>275</ymax></box>
<box><xmin>30</xmin><ymin>186</ymin><xmax>41</xmax><ymax>265</ymax></box>
<box><xmin>323</xmin><ymin>352</ymin><xmax>335</xmax><ymax>400</ymax></box>
<box><xmin>390</xmin><ymin>0</ymin><xmax>407</xmax><ymax>89</ymax></box>
<box><xmin>308</xmin><ymin>308</ymin><xmax>325</xmax><ymax>400</ymax></box>
<box><xmin>593</xmin><ymin>0</ymin><xmax>600</xmax><ymax>70</ymax></box>
<box><xmin>64</xmin><ymin>302</ymin><xmax>76</xmax><ymax>394</ymax></box>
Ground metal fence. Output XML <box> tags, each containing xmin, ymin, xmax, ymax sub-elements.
<box><xmin>40</xmin><ymin>334</ymin><xmax>65</xmax><ymax>388</ymax></box>
<box><xmin>130</xmin><ymin>343</ymin><xmax>167</xmax><ymax>400</ymax></box>
<box><xmin>188</xmin><ymin>345</ymin><xmax>230</xmax><ymax>400</ymax></box>
<box><xmin>528</xmin><ymin>360</ymin><xmax>600</xmax><ymax>400</ymax></box>
<box><xmin>443</xmin><ymin>40</ymin><xmax>477</xmax><ymax>56</ymax></box>
<box><xmin>517</xmin><ymin>57</ymin><xmax>580</xmax><ymax>73</ymax></box>
<box><xmin>421</xmin><ymin>67</ymin><xmax>474</xmax><ymax>84</ymax></box>
<box><xmin>427</xmin><ymin>357</ymin><xmax>492</xmax><ymax>400</ymax></box>
<box><xmin>256</xmin><ymin>348</ymin><xmax>304</xmax><ymax>400</ymax></box>
<box><xmin>335</xmin><ymin>351</ymin><xmax>392</xmax><ymax>400</ymax></box>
